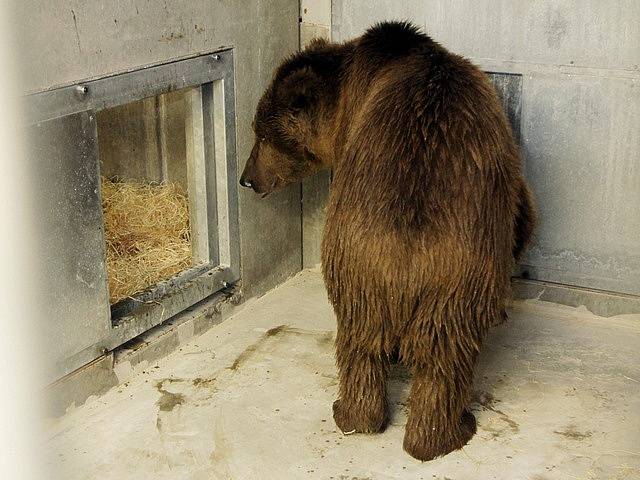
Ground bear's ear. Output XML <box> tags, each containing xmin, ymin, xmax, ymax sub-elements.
<box><xmin>277</xmin><ymin>66</ymin><xmax>321</xmax><ymax>114</ymax></box>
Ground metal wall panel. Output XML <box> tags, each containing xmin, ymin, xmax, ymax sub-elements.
<box><xmin>520</xmin><ymin>74</ymin><xmax>640</xmax><ymax>295</ymax></box>
<box><xmin>29</xmin><ymin>111</ymin><xmax>112</xmax><ymax>381</ymax></box>
<box><xmin>334</xmin><ymin>1</ymin><xmax>640</xmax><ymax>73</ymax></box>
<box><xmin>487</xmin><ymin>72</ymin><xmax>523</xmax><ymax>144</ymax></box>
<box><xmin>422</xmin><ymin>1</ymin><xmax>640</xmax><ymax>74</ymax></box>
<box><xmin>301</xmin><ymin>2</ymin><xmax>332</xmax><ymax>268</ymax></box>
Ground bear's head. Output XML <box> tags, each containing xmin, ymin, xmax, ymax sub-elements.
<box><xmin>240</xmin><ymin>39</ymin><xmax>344</xmax><ymax>195</ymax></box>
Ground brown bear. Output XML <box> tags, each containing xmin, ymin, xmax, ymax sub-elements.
<box><xmin>240</xmin><ymin>21</ymin><xmax>537</xmax><ymax>461</ymax></box>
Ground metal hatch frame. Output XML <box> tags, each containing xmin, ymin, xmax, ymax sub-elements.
<box><xmin>25</xmin><ymin>50</ymin><xmax>240</xmax><ymax>381</ymax></box>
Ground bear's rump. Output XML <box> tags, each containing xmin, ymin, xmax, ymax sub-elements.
<box><xmin>322</xmin><ymin>230</ymin><xmax>505</xmax><ymax>356</ymax></box>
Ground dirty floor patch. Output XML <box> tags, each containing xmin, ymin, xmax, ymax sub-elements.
<box><xmin>46</xmin><ymin>270</ymin><xmax>640</xmax><ymax>480</ymax></box>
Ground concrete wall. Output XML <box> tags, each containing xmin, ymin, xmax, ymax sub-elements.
<box><xmin>300</xmin><ymin>0</ymin><xmax>332</xmax><ymax>268</ymax></box>
<box><xmin>15</xmin><ymin>0</ymin><xmax>302</xmax><ymax>298</ymax></box>
<box><xmin>333</xmin><ymin>0</ymin><xmax>640</xmax><ymax>296</ymax></box>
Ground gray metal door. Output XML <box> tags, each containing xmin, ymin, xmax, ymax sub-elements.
<box><xmin>29</xmin><ymin>111</ymin><xmax>112</xmax><ymax>381</ymax></box>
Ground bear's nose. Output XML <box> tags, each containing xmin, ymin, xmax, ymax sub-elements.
<box><xmin>239</xmin><ymin>177</ymin><xmax>253</xmax><ymax>188</ymax></box>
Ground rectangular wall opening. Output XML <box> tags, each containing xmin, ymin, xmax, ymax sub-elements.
<box><xmin>96</xmin><ymin>85</ymin><xmax>214</xmax><ymax>318</ymax></box>
<box><xmin>99</xmin><ymin>88</ymin><xmax>188</xmax><ymax>304</ymax></box>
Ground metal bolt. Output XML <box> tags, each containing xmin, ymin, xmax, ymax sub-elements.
<box><xmin>211</xmin><ymin>54</ymin><xmax>221</xmax><ymax>61</ymax></box>
<box><xmin>75</xmin><ymin>84</ymin><xmax>88</xmax><ymax>97</ymax></box>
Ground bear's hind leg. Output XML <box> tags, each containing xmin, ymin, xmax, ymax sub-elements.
<box><xmin>403</xmin><ymin>337</ymin><xmax>479</xmax><ymax>460</ymax></box>
<box><xmin>333</xmin><ymin>342</ymin><xmax>389</xmax><ymax>434</ymax></box>
<box><xmin>403</xmin><ymin>366</ymin><xmax>477</xmax><ymax>460</ymax></box>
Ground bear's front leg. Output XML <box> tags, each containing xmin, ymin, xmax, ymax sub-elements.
<box><xmin>333</xmin><ymin>340</ymin><xmax>389</xmax><ymax>434</ymax></box>
<box><xmin>403</xmin><ymin>365</ymin><xmax>477</xmax><ymax>461</ymax></box>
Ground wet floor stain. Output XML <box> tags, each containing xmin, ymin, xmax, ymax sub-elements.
<box><xmin>265</xmin><ymin>324</ymin><xmax>288</xmax><ymax>337</ymax></box>
<box><xmin>227</xmin><ymin>325</ymin><xmax>335</xmax><ymax>372</ymax></box>
<box><xmin>155</xmin><ymin>380</ymin><xmax>186</xmax><ymax>412</ymax></box>
<box><xmin>554</xmin><ymin>423</ymin><xmax>592</xmax><ymax>441</ymax></box>
<box><xmin>192</xmin><ymin>377</ymin><xmax>216</xmax><ymax>388</ymax></box>
<box><xmin>228</xmin><ymin>324</ymin><xmax>288</xmax><ymax>371</ymax></box>
<box><xmin>472</xmin><ymin>390</ymin><xmax>519</xmax><ymax>437</ymax></box>
<box><xmin>316</xmin><ymin>330</ymin><xmax>335</xmax><ymax>347</ymax></box>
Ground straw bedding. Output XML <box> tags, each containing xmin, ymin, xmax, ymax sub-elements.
<box><xmin>101</xmin><ymin>177</ymin><xmax>192</xmax><ymax>304</ymax></box>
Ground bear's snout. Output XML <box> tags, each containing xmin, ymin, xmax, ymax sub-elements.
<box><xmin>240</xmin><ymin>143</ymin><xmax>268</xmax><ymax>194</ymax></box>
<box><xmin>239</xmin><ymin>152</ymin><xmax>259</xmax><ymax>192</ymax></box>
<box><xmin>239</xmin><ymin>166</ymin><xmax>264</xmax><ymax>194</ymax></box>
<box><xmin>239</xmin><ymin>175</ymin><xmax>253</xmax><ymax>189</ymax></box>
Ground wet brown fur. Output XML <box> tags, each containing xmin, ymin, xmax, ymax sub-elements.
<box><xmin>240</xmin><ymin>21</ymin><xmax>537</xmax><ymax>461</ymax></box>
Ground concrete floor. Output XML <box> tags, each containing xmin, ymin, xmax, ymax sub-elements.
<box><xmin>46</xmin><ymin>269</ymin><xmax>640</xmax><ymax>480</ymax></box>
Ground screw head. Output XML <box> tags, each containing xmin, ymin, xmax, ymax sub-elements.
<box><xmin>74</xmin><ymin>85</ymin><xmax>88</xmax><ymax>97</ymax></box>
